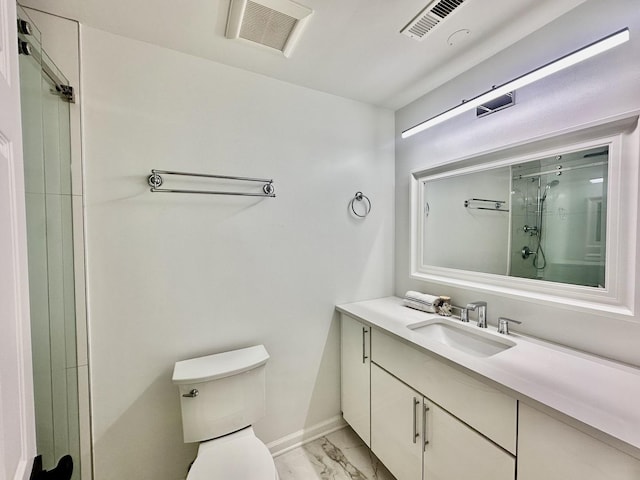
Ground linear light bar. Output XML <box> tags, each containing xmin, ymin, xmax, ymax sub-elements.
<box><xmin>402</xmin><ymin>28</ymin><xmax>630</xmax><ymax>139</ymax></box>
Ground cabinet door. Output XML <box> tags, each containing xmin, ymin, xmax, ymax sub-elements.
<box><xmin>518</xmin><ymin>404</ymin><xmax>640</xmax><ymax>480</ymax></box>
<box><xmin>424</xmin><ymin>401</ymin><xmax>515</xmax><ymax>480</ymax></box>
<box><xmin>373</xmin><ymin>328</ymin><xmax>517</xmax><ymax>453</ymax></box>
<box><xmin>371</xmin><ymin>364</ymin><xmax>423</xmax><ymax>480</ymax></box>
<box><xmin>341</xmin><ymin>314</ymin><xmax>370</xmax><ymax>445</ymax></box>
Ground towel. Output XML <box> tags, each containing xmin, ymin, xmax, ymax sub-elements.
<box><xmin>403</xmin><ymin>291</ymin><xmax>442</xmax><ymax>313</ymax></box>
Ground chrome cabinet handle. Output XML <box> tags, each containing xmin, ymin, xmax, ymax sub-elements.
<box><xmin>412</xmin><ymin>397</ymin><xmax>420</xmax><ymax>444</ymax></box>
<box><xmin>182</xmin><ymin>388</ymin><xmax>199</xmax><ymax>398</ymax></box>
<box><xmin>362</xmin><ymin>327</ymin><xmax>369</xmax><ymax>363</ymax></box>
<box><xmin>423</xmin><ymin>402</ymin><xmax>430</xmax><ymax>451</ymax></box>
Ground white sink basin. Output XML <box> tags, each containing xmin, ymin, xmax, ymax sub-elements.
<box><xmin>407</xmin><ymin>320</ymin><xmax>515</xmax><ymax>357</ymax></box>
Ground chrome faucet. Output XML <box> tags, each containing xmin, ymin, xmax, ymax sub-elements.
<box><xmin>466</xmin><ymin>301</ymin><xmax>487</xmax><ymax>328</ymax></box>
<box><xmin>497</xmin><ymin>317</ymin><xmax>522</xmax><ymax>335</ymax></box>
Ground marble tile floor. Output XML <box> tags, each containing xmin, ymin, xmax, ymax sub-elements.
<box><xmin>274</xmin><ymin>427</ymin><xmax>396</xmax><ymax>480</ymax></box>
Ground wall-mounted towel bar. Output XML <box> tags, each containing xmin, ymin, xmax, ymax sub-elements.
<box><xmin>464</xmin><ymin>198</ymin><xmax>509</xmax><ymax>212</ymax></box>
<box><xmin>147</xmin><ymin>169</ymin><xmax>276</xmax><ymax>197</ymax></box>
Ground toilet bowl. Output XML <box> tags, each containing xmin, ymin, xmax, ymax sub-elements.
<box><xmin>186</xmin><ymin>427</ymin><xmax>278</xmax><ymax>480</ymax></box>
<box><xmin>172</xmin><ymin>345</ymin><xmax>278</xmax><ymax>480</ymax></box>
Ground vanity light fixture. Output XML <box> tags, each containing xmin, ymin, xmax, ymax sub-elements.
<box><xmin>590</xmin><ymin>177</ymin><xmax>604</xmax><ymax>184</ymax></box>
<box><xmin>402</xmin><ymin>28</ymin><xmax>630</xmax><ymax>139</ymax></box>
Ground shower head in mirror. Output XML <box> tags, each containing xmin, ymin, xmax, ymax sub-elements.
<box><xmin>542</xmin><ymin>180</ymin><xmax>560</xmax><ymax>200</ymax></box>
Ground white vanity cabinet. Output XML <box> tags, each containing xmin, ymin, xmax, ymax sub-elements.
<box><xmin>372</xmin><ymin>328</ymin><xmax>517</xmax><ymax>454</ymax></box>
<box><xmin>371</xmin><ymin>362</ymin><xmax>515</xmax><ymax>480</ymax></box>
<box><xmin>518</xmin><ymin>404</ymin><xmax>640</xmax><ymax>480</ymax></box>
<box><xmin>371</xmin><ymin>364</ymin><xmax>423</xmax><ymax>480</ymax></box>
<box><xmin>340</xmin><ymin>313</ymin><xmax>371</xmax><ymax>445</ymax></box>
<box><xmin>338</xmin><ymin>298</ymin><xmax>640</xmax><ymax>480</ymax></box>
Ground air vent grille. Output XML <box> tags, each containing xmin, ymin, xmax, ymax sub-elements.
<box><xmin>226</xmin><ymin>0</ymin><xmax>313</xmax><ymax>57</ymax></box>
<box><xmin>431</xmin><ymin>0</ymin><xmax>465</xmax><ymax>19</ymax></box>
<box><xmin>401</xmin><ymin>0</ymin><xmax>467</xmax><ymax>41</ymax></box>
<box><xmin>239</xmin><ymin>1</ymin><xmax>298</xmax><ymax>52</ymax></box>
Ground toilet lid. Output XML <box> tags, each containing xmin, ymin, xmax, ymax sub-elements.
<box><xmin>187</xmin><ymin>428</ymin><xmax>277</xmax><ymax>480</ymax></box>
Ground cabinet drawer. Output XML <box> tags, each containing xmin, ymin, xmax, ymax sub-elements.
<box><xmin>372</xmin><ymin>328</ymin><xmax>517</xmax><ymax>454</ymax></box>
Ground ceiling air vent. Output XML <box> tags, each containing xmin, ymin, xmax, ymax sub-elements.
<box><xmin>226</xmin><ymin>0</ymin><xmax>313</xmax><ymax>57</ymax></box>
<box><xmin>401</xmin><ymin>0</ymin><xmax>468</xmax><ymax>41</ymax></box>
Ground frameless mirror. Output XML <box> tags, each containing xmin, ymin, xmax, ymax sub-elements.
<box><xmin>421</xmin><ymin>145</ymin><xmax>608</xmax><ymax>288</ymax></box>
<box><xmin>410</xmin><ymin>116</ymin><xmax>639</xmax><ymax>315</ymax></box>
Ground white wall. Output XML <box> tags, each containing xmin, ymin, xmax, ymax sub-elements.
<box><xmin>395</xmin><ymin>0</ymin><xmax>640</xmax><ymax>366</ymax></box>
<box><xmin>80</xmin><ymin>27</ymin><xmax>394</xmax><ymax>480</ymax></box>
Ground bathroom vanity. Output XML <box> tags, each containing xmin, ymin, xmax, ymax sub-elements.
<box><xmin>338</xmin><ymin>297</ymin><xmax>640</xmax><ymax>480</ymax></box>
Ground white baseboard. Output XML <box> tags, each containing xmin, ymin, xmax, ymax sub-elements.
<box><xmin>268</xmin><ymin>415</ymin><xmax>347</xmax><ymax>457</ymax></box>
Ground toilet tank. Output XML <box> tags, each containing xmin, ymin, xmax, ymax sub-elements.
<box><xmin>172</xmin><ymin>345</ymin><xmax>269</xmax><ymax>443</ymax></box>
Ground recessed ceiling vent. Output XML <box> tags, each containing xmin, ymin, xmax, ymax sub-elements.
<box><xmin>401</xmin><ymin>0</ymin><xmax>468</xmax><ymax>41</ymax></box>
<box><xmin>226</xmin><ymin>0</ymin><xmax>313</xmax><ymax>57</ymax></box>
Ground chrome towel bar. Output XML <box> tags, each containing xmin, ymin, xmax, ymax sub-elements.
<box><xmin>464</xmin><ymin>198</ymin><xmax>508</xmax><ymax>212</ymax></box>
<box><xmin>147</xmin><ymin>169</ymin><xmax>275</xmax><ymax>197</ymax></box>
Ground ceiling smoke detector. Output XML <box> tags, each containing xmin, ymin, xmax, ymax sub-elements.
<box><xmin>401</xmin><ymin>0</ymin><xmax>469</xmax><ymax>41</ymax></box>
<box><xmin>226</xmin><ymin>0</ymin><xmax>313</xmax><ymax>57</ymax></box>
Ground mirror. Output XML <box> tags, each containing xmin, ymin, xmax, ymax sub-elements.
<box><xmin>421</xmin><ymin>145</ymin><xmax>608</xmax><ymax>288</ymax></box>
<box><xmin>411</xmin><ymin>116</ymin><xmax>639</xmax><ymax>315</ymax></box>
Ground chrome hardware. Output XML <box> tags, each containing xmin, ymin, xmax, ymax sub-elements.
<box><xmin>351</xmin><ymin>191</ymin><xmax>372</xmax><ymax>218</ymax></box>
<box><xmin>464</xmin><ymin>198</ymin><xmax>509</xmax><ymax>212</ymax></box>
<box><xmin>523</xmin><ymin>225</ymin><xmax>539</xmax><ymax>236</ymax></box>
<box><xmin>466</xmin><ymin>301</ymin><xmax>487</xmax><ymax>328</ymax></box>
<box><xmin>148</xmin><ymin>172</ymin><xmax>163</xmax><ymax>188</ymax></box>
<box><xmin>422</xmin><ymin>402</ymin><xmax>430</xmax><ymax>450</ymax></box>
<box><xmin>521</xmin><ymin>246</ymin><xmax>536</xmax><ymax>259</ymax></box>
<box><xmin>513</xmin><ymin>160</ymin><xmax>605</xmax><ymax>180</ymax></box>
<box><xmin>55</xmin><ymin>84</ymin><xmax>75</xmax><ymax>103</ymax></box>
<box><xmin>182</xmin><ymin>388</ymin><xmax>199</xmax><ymax>398</ymax></box>
<box><xmin>147</xmin><ymin>169</ymin><xmax>276</xmax><ymax>197</ymax></box>
<box><xmin>362</xmin><ymin>327</ymin><xmax>368</xmax><ymax>364</ymax></box>
<box><xmin>18</xmin><ymin>40</ymin><xmax>32</xmax><ymax>56</ymax></box>
<box><xmin>263</xmin><ymin>182</ymin><xmax>275</xmax><ymax>195</ymax></box>
<box><xmin>412</xmin><ymin>397</ymin><xmax>420</xmax><ymax>444</ymax></box>
<box><xmin>16</xmin><ymin>16</ymin><xmax>77</xmax><ymax>103</ymax></box>
<box><xmin>459</xmin><ymin>307</ymin><xmax>469</xmax><ymax>323</ymax></box>
<box><xmin>497</xmin><ymin>317</ymin><xmax>522</xmax><ymax>335</ymax></box>
<box><xmin>17</xmin><ymin>19</ymin><xmax>33</xmax><ymax>35</ymax></box>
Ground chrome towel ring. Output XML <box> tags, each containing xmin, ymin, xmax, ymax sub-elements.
<box><xmin>351</xmin><ymin>191</ymin><xmax>371</xmax><ymax>218</ymax></box>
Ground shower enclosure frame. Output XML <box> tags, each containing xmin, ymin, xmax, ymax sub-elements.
<box><xmin>17</xmin><ymin>6</ymin><xmax>92</xmax><ymax>480</ymax></box>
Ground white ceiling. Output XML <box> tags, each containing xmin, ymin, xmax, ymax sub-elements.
<box><xmin>21</xmin><ymin>0</ymin><xmax>588</xmax><ymax>109</ymax></box>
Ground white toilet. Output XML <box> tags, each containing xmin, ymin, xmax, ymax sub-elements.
<box><xmin>172</xmin><ymin>345</ymin><xmax>279</xmax><ymax>479</ymax></box>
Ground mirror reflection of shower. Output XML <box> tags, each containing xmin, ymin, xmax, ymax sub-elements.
<box><xmin>522</xmin><ymin>178</ymin><xmax>560</xmax><ymax>269</ymax></box>
<box><xmin>510</xmin><ymin>146</ymin><xmax>608</xmax><ymax>286</ymax></box>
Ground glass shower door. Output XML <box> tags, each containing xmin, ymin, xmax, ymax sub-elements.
<box><xmin>510</xmin><ymin>146</ymin><xmax>608</xmax><ymax>287</ymax></box>
<box><xmin>18</xmin><ymin>8</ymin><xmax>80</xmax><ymax>479</ymax></box>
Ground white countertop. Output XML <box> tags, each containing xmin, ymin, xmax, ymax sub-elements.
<box><xmin>337</xmin><ymin>296</ymin><xmax>640</xmax><ymax>459</ymax></box>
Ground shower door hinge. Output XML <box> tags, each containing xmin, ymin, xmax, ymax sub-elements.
<box><xmin>56</xmin><ymin>84</ymin><xmax>76</xmax><ymax>104</ymax></box>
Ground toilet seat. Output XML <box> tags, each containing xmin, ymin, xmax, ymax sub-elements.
<box><xmin>187</xmin><ymin>427</ymin><xmax>278</xmax><ymax>480</ymax></box>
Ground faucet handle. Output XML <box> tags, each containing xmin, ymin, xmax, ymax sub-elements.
<box><xmin>466</xmin><ymin>301</ymin><xmax>487</xmax><ymax>310</ymax></box>
<box><xmin>497</xmin><ymin>317</ymin><xmax>522</xmax><ymax>335</ymax></box>
<box><xmin>459</xmin><ymin>308</ymin><xmax>469</xmax><ymax>323</ymax></box>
